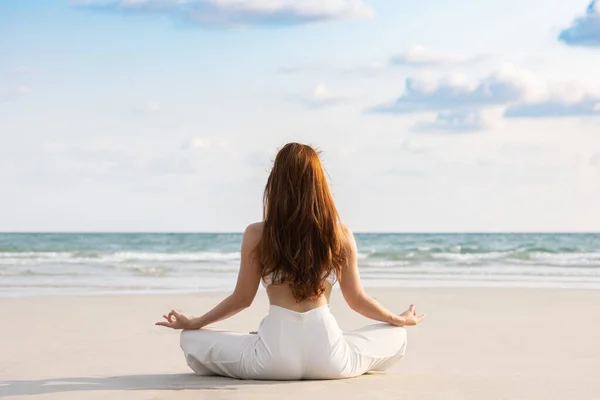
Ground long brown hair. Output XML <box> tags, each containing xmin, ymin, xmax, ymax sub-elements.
<box><xmin>258</xmin><ymin>142</ymin><xmax>348</xmax><ymax>302</ymax></box>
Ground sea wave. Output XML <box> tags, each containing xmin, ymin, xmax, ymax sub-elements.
<box><xmin>0</xmin><ymin>251</ymin><xmax>242</xmax><ymax>265</ymax></box>
<box><xmin>0</xmin><ymin>269</ymin><xmax>80</xmax><ymax>277</ymax></box>
<box><xmin>2</xmin><ymin>232</ymin><xmax>600</xmax><ymax>296</ymax></box>
<box><xmin>358</xmin><ymin>250</ymin><xmax>600</xmax><ymax>267</ymax></box>
<box><xmin>2</xmin><ymin>249</ymin><xmax>600</xmax><ymax>269</ymax></box>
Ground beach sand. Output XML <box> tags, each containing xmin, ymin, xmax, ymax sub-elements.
<box><xmin>1</xmin><ymin>288</ymin><xmax>599</xmax><ymax>400</ymax></box>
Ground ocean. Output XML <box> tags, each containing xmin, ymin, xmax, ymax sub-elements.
<box><xmin>1</xmin><ymin>233</ymin><xmax>599</xmax><ymax>297</ymax></box>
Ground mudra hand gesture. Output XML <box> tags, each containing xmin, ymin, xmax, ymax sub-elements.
<box><xmin>155</xmin><ymin>309</ymin><xmax>193</xmax><ymax>330</ymax></box>
<box><xmin>398</xmin><ymin>304</ymin><xmax>425</xmax><ymax>326</ymax></box>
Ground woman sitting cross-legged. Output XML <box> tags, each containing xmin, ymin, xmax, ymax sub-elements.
<box><xmin>156</xmin><ymin>142</ymin><xmax>425</xmax><ymax>380</ymax></box>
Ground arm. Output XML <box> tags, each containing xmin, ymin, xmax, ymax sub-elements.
<box><xmin>188</xmin><ymin>224</ymin><xmax>262</xmax><ymax>329</ymax></box>
<box><xmin>157</xmin><ymin>223</ymin><xmax>262</xmax><ymax>330</ymax></box>
<box><xmin>339</xmin><ymin>226</ymin><xmax>423</xmax><ymax>326</ymax></box>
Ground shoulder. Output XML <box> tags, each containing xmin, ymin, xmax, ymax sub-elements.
<box><xmin>245</xmin><ymin>221</ymin><xmax>264</xmax><ymax>235</ymax></box>
<box><xmin>340</xmin><ymin>223</ymin><xmax>353</xmax><ymax>237</ymax></box>
<box><xmin>339</xmin><ymin>223</ymin><xmax>357</xmax><ymax>249</ymax></box>
<box><xmin>242</xmin><ymin>222</ymin><xmax>264</xmax><ymax>244</ymax></box>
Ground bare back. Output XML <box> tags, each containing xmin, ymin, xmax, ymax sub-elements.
<box><xmin>247</xmin><ymin>221</ymin><xmax>356</xmax><ymax>313</ymax></box>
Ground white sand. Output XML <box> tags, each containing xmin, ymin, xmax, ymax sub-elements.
<box><xmin>1</xmin><ymin>288</ymin><xmax>599</xmax><ymax>399</ymax></box>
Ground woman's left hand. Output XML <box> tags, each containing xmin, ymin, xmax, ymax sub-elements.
<box><xmin>155</xmin><ymin>309</ymin><xmax>194</xmax><ymax>330</ymax></box>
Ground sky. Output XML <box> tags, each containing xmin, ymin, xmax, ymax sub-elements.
<box><xmin>1</xmin><ymin>0</ymin><xmax>600</xmax><ymax>232</ymax></box>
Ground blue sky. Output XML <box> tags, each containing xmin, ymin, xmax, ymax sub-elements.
<box><xmin>1</xmin><ymin>0</ymin><xmax>600</xmax><ymax>232</ymax></box>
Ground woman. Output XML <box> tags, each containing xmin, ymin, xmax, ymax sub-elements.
<box><xmin>156</xmin><ymin>142</ymin><xmax>425</xmax><ymax>380</ymax></box>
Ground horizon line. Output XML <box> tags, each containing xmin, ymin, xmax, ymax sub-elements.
<box><xmin>1</xmin><ymin>231</ymin><xmax>600</xmax><ymax>235</ymax></box>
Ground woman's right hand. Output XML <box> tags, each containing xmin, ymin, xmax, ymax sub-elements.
<box><xmin>397</xmin><ymin>304</ymin><xmax>425</xmax><ymax>326</ymax></box>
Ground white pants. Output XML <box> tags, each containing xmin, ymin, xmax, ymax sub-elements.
<box><xmin>180</xmin><ymin>304</ymin><xmax>407</xmax><ymax>380</ymax></box>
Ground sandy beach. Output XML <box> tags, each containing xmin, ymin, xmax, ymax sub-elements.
<box><xmin>1</xmin><ymin>288</ymin><xmax>599</xmax><ymax>400</ymax></box>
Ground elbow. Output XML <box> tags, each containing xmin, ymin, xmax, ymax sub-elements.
<box><xmin>346</xmin><ymin>296</ymin><xmax>365</xmax><ymax>313</ymax></box>
<box><xmin>345</xmin><ymin>291</ymin><xmax>369</xmax><ymax>313</ymax></box>
<box><xmin>240</xmin><ymin>299</ymin><xmax>253</xmax><ymax>309</ymax></box>
<box><xmin>231</xmin><ymin>293</ymin><xmax>254</xmax><ymax>309</ymax></box>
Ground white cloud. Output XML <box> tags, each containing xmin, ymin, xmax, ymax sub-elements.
<box><xmin>185</xmin><ymin>136</ymin><xmax>230</xmax><ymax>151</ymax></box>
<box><xmin>312</xmin><ymin>84</ymin><xmax>340</xmax><ymax>103</ymax></box>
<box><xmin>299</xmin><ymin>83</ymin><xmax>348</xmax><ymax>108</ymax></box>
<box><xmin>559</xmin><ymin>1</ymin><xmax>600</xmax><ymax>47</ymax></box>
<box><xmin>372</xmin><ymin>66</ymin><xmax>539</xmax><ymax>114</ymax></box>
<box><xmin>506</xmin><ymin>98</ymin><xmax>600</xmax><ymax>118</ymax></box>
<box><xmin>413</xmin><ymin>110</ymin><xmax>487</xmax><ymax>133</ymax></box>
<box><xmin>390</xmin><ymin>46</ymin><xmax>490</xmax><ymax>68</ymax></box>
<box><xmin>189</xmin><ymin>137</ymin><xmax>211</xmax><ymax>149</ymax></box>
<box><xmin>276</xmin><ymin>47</ymin><xmax>489</xmax><ymax>77</ymax></box>
<box><xmin>76</xmin><ymin>0</ymin><xmax>374</xmax><ymax>26</ymax></box>
<box><xmin>505</xmin><ymin>82</ymin><xmax>600</xmax><ymax>118</ymax></box>
<box><xmin>370</xmin><ymin>65</ymin><xmax>600</xmax><ymax>125</ymax></box>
